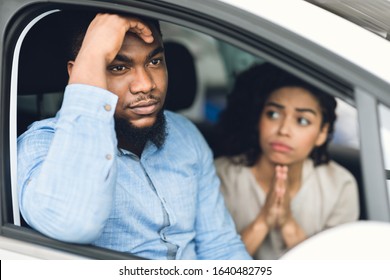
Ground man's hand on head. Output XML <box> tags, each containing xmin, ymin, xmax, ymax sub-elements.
<box><xmin>68</xmin><ymin>13</ymin><xmax>154</xmax><ymax>89</ymax></box>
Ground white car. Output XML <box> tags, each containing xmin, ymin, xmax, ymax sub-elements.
<box><xmin>1</xmin><ymin>0</ymin><xmax>390</xmax><ymax>259</ymax></box>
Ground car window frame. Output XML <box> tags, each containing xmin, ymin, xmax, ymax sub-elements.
<box><xmin>356</xmin><ymin>88</ymin><xmax>390</xmax><ymax>221</ymax></box>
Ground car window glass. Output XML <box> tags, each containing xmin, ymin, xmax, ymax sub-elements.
<box><xmin>379</xmin><ymin>104</ymin><xmax>390</xmax><ymax>170</ymax></box>
<box><xmin>216</xmin><ymin>41</ymin><xmax>264</xmax><ymax>91</ymax></box>
<box><xmin>161</xmin><ymin>22</ymin><xmax>227</xmax><ymax>122</ymax></box>
<box><xmin>378</xmin><ymin>104</ymin><xmax>390</xmax><ymax>204</ymax></box>
<box><xmin>212</xmin><ymin>37</ymin><xmax>360</xmax><ymax>152</ymax></box>
<box><xmin>333</xmin><ymin>98</ymin><xmax>359</xmax><ymax>149</ymax></box>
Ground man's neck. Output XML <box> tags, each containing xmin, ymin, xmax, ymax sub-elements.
<box><xmin>118</xmin><ymin>137</ymin><xmax>145</xmax><ymax>158</ymax></box>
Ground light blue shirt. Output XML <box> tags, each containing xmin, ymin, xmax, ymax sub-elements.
<box><xmin>17</xmin><ymin>84</ymin><xmax>251</xmax><ymax>260</ymax></box>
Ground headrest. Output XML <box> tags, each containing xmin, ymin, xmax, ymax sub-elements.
<box><xmin>164</xmin><ymin>41</ymin><xmax>197</xmax><ymax>111</ymax></box>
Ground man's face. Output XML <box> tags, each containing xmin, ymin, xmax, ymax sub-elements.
<box><xmin>106</xmin><ymin>25</ymin><xmax>168</xmax><ymax>129</ymax></box>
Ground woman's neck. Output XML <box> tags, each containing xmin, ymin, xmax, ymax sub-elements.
<box><xmin>251</xmin><ymin>156</ymin><xmax>304</xmax><ymax>197</ymax></box>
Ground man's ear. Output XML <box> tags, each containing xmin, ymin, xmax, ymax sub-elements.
<box><xmin>67</xmin><ymin>61</ymin><xmax>74</xmax><ymax>77</ymax></box>
<box><xmin>315</xmin><ymin>123</ymin><xmax>329</xmax><ymax>147</ymax></box>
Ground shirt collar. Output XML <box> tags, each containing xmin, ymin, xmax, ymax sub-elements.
<box><xmin>116</xmin><ymin>141</ymin><xmax>159</xmax><ymax>159</ymax></box>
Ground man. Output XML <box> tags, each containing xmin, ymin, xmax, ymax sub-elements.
<box><xmin>17</xmin><ymin>13</ymin><xmax>251</xmax><ymax>260</ymax></box>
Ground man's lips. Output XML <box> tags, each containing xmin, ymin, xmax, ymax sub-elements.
<box><xmin>129</xmin><ymin>100</ymin><xmax>159</xmax><ymax>115</ymax></box>
<box><xmin>270</xmin><ymin>142</ymin><xmax>293</xmax><ymax>152</ymax></box>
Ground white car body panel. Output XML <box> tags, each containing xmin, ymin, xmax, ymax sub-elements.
<box><xmin>281</xmin><ymin>221</ymin><xmax>390</xmax><ymax>259</ymax></box>
<box><xmin>0</xmin><ymin>236</ymin><xmax>88</xmax><ymax>259</ymax></box>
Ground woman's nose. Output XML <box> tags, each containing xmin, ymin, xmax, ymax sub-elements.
<box><xmin>278</xmin><ymin>117</ymin><xmax>291</xmax><ymax>136</ymax></box>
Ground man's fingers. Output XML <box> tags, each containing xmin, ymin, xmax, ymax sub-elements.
<box><xmin>127</xmin><ymin>19</ymin><xmax>154</xmax><ymax>43</ymax></box>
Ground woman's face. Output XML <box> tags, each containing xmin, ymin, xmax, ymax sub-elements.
<box><xmin>258</xmin><ymin>86</ymin><xmax>329</xmax><ymax>166</ymax></box>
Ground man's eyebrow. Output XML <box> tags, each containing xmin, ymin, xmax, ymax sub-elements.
<box><xmin>113</xmin><ymin>54</ymin><xmax>133</xmax><ymax>64</ymax></box>
<box><xmin>266</xmin><ymin>101</ymin><xmax>317</xmax><ymax>115</ymax></box>
<box><xmin>147</xmin><ymin>46</ymin><xmax>164</xmax><ymax>60</ymax></box>
<box><xmin>112</xmin><ymin>46</ymin><xmax>164</xmax><ymax>64</ymax></box>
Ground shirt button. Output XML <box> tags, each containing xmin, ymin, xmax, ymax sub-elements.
<box><xmin>105</xmin><ymin>154</ymin><xmax>112</xmax><ymax>160</ymax></box>
<box><xmin>104</xmin><ymin>104</ymin><xmax>112</xmax><ymax>111</ymax></box>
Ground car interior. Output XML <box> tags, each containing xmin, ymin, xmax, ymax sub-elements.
<box><xmin>13</xmin><ymin>8</ymin><xmax>366</xmax><ymax>237</ymax></box>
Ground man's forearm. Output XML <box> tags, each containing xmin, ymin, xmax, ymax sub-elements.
<box><xmin>19</xmin><ymin>84</ymin><xmax>118</xmax><ymax>243</ymax></box>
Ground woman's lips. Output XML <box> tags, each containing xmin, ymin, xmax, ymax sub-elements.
<box><xmin>129</xmin><ymin>100</ymin><xmax>159</xmax><ymax>115</ymax></box>
<box><xmin>270</xmin><ymin>142</ymin><xmax>293</xmax><ymax>152</ymax></box>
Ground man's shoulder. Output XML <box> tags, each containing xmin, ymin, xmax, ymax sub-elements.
<box><xmin>18</xmin><ymin>116</ymin><xmax>58</xmax><ymax>141</ymax></box>
<box><xmin>163</xmin><ymin>110</ymin><xmax>209</xmax><ymax>151</ymax></box>
<box><xmin>165</xmin><ymin>110</ymin><xmax>193</xmax><ymax>124</ymax></box>
<box><xmin>164</xmin><ymin>110</ymin><xmax>199</xmax><ymax>134</ymax></box>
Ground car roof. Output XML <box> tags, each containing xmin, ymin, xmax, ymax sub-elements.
<box><xmin>305</xmin><ymin>0</ymin><xmax>390</xmax><ymax>40</ymax></box>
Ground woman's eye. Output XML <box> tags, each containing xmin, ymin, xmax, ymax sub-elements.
<box><xmin>298</xmin><ymin>117</ymin><xmax>310</xmax><ymax>126</ymax></box>
<box><xmin>266</xmin><ymin>111</ymin><xmax>280</xmax><ymax>119</ymax></box>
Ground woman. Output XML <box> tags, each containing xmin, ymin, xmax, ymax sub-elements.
<box><xmin>214</xmin><ymin>63</ymin><xmax>359</xmax><ymax>259</ymax></box>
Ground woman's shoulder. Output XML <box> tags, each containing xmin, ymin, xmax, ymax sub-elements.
<box><xmin>309</xmin><ymin>159</ymin><xmax>357</xmax><ymax>188</ymax></box>
<box><xmin>215</xmin><ymin>155</ymin><xmax>246</xmax><ymax>175</ymax></box>
<box><xmin>215</xmin><ymin>156</ymin><xmax>253</xmax><ymax>186</ymax></box>
<box><xmin>214</xmin><ymin>156</ymin><xmax>260</xmax><ymax>205</ymax></box>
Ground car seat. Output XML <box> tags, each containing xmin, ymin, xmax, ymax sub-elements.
<box><xmin>163</xmin><ymin>41</ymin><xmax>197</xmax><ymax>112</ymax></box>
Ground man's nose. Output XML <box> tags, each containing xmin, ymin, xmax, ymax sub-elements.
<box><xmin>129</xmin><ymin>67</ymin><xmax>156</xmax><ymax>94</ymax></box>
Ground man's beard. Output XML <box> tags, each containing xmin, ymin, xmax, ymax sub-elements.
<box><xmin>115</xmin><ymin>110</ymin><xmax>167</xmax><ymax>150</ymax></box>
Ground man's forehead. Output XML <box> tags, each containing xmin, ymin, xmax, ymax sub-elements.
<box><xmin>123</xmin><ymin>27</ymin><xmax>163</xmax><ymax>45</ymax></box>
<box><xmin>115</xmin><ymin>40</ymin><xmax>164</xmax><ymax>63</ymax></box>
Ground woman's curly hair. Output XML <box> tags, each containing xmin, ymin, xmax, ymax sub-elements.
<box><xmin>215</xmin><ymin>63</ymin><xmax>337</xmax><ymax>167</ymax></box>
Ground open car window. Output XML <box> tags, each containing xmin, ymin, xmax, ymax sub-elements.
<box><xmin>12</xmin><ymin>8</ymin><xmax>364</xmax><ymax>257</ymax></box>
